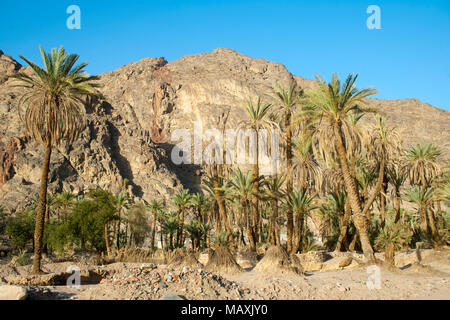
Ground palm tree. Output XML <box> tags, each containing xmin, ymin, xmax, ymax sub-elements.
<box><xmin>54</xmin><ymin>191</ymin><xmax>76</xmax><ymax>221</ymax></box>
<box><xmin>225</xmin><ymin>168</ymin><xmax>257</xmax><ymax>251</ymax></box>
<box><xmin>365</xmin><ymin>115</ymin><xmax>397</xmax><ymax>227</ymax></box>
<box><xmin>173</xmin><ymin>188</ymin><xmax>191</xmax><ymax>247</ymax></box>
<box><xmin>270</xmin><ymin>82</ymin><xmax>303</xmax><ymax>252</ymax></box>
<box><xmin>185</xmin><ymin>220</ymin><xmax>202</xmax><ymax>250</ymax></box>
<box><xmin>387</xmin><ymin>162</ymin><xmax>407</xmax><ymax>223</ymax></box>
<box><xmin>405</xmin><ymin>144</ymin><xmax>442</xmax><ymax>187</ymax></box>
<box><xmin>404</xmin><ymin>143</ymin><xmax>443</xmax><ymax>243</ymax></box>
<box><xmin>435</xmin><ymin>181</ymin><xmax>450</xmax><ymax>227</ymax></box>
<box><xmin>285</xmin><ymin>188</ymin><xmax>317</xmax><ymax>253</ymax></box>
<box><xmin>114</xmin><ymin>192</ymin><xmax>130</xmax><ymax>248</ymax></box>
<box><xmin>238</xmin><ymin>96</ymin><xmax>274</xmax><ymax>246</ymax></box>
<box><xmin>199</xmin><ymin>223</ymin><xmax>213</xmax><ymax>249</ymax></box>
<box><xmin>190</xmin><ymin>193</ymin><xmax>207</xmax><ymax>225</ymax></box>
<box><xmin>189</xmin><ymin>193</ymin><xmax>208</xmax><ymax>247</ymax></box>
<box><xmin>292</xmin><ymin>132</ymin><xmax>322</xmax><ymax>191</ymax></box>
<box><xmin>320</xmin><ymin>191</ymin><xmax>348</xmax><ymax>252</ymax></box>
<box><xmin>11</xmin><ymin>46</ymin><xmax>99</xmax><ymax>274</ymax></box>
<box><xmin>374</xmin><ymin>218</ymin><xmax>412</xmax><ymax>267</ymax></box>
<box><xmin>300</xmin><ymin>73</ymin><xmax>378</xmax><ymax>260</ymax></box>
<box><xmin>161</xmin><ymin>212</ymin><xmax>178</xmax><ymax>251</ymax></box>
<box><xmin>262</xmin><ymin>174</ymin><xmax>285</xmax><ymax>245</ymax></box>
<box><xmin>407</xmin><ymin>186</ymin><xmax>439</xmax><ymax>243</ymax></box>
<box><xmin>148</xmin><ymin>199</ymin><xmax>164</xmax><ymax>249</ymax></box>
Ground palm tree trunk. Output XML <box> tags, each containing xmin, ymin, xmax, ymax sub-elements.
<box><xmin>116</xmin><ymin>210</ymin><xmax>121</xmax><ymax>249</ymax></box>
<box><xmin>212</xmin><ymin>163</ymin><xmax>232</xmax><ymax>241</ymax></box>
<box><xmin>380</xmin><ymin>177</ymin><xmax>387</xmax><ymax>228</ymax></box>
<box><xmin>43</xmin><ymin>205</ymin><xmax>50</xmax><ymax>255</ymax></box>
<box><xmin>293</xmin><ymin>212</ymin><xmax>304</xmax><ymax>254</ymax></box>
<box><xmin>393</xmin><ymin>189</ymin><xmax>401</xmax><ymax>223</ymax></box>
<box><xmin>418</xmin><ymin>204</ymin><xmax>430</xmax><ymax>242</ymax></box>
<box><xmin>179</xmin><ymin>208</ymin><xmax>186</xmax><ymax>247</ymax></box>
<box><xmin>104</xmin><ymin>223</ymin><xmax>111</xmax><ymax>256</ymax></box>
<box><xmin>285</xmin><ymin>112</ymin><xmax>294</xmax><ymax>253</ymax></box>
<box><xmin>244</xmin><ymin>201</ymin><xmax>256</xmax><ymax>251</ymax></box>
<box><xmin>32</xmin><ymin>143</ymin><xmax>52</xmax><ymax>275</ymax></box>
<box><xmin>435</xmin><ymin>200</ymin><xmax>445</xmax><ymax>227</ymax></box>
<box><xmin>252</xmin><ymin>135</ymin><xmax>260</xmax><ymax>244</ymax></box>
<box><xmin>427</xmin><ymin>207</ymin><xmax>440</xmax><ymax>244</ymax></box>
<box><xmin>151</xmin><ymin>210</ymin><xmax>157</xmax><ymax>248</ymax></box>
<box><xmin>270</xmin><ymin>199</ymin><xmax>279</xmax><ymax>245</ymax></box>
<box><xmin>333</xmin><ymin>122</ymin><xmax>374</xmax><ymax>261</ymax></box>
<box><xmin>335</xmin><ymin>198</ymin><xmax>351</xmax><ymax>252</ymax></box>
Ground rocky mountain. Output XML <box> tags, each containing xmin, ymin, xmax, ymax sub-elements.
<box><xmin>0</xmin><ymin>48</ymin><xmax>449</xmax><ymax>212</ymax></box>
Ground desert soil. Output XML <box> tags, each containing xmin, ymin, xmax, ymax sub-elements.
<box><xmin>1</xmin><ymin>249</ymin><xmax>449</xmax><ymax>300</ymax></box>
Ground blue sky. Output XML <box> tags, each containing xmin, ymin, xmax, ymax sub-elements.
<box><xmin>1</xmin><ymin>0</ymin><xmax>449</xmax><ymax>110</ymax></box>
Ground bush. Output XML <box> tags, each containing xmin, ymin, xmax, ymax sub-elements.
<box><xmin>13</xmin><ymin>250</ymin><xmax>31</xmax><ymax>266</ymax></box>
<box><xmin>0</xmin><ymin>205</ymin><xmax>6</xmax><ymax>235</ymax></box>
<box><xmin>5</xmin><ymin>209</ymin><xmax>35</xmax><ymax>250</ymax></box>
<box><xmin>42</xmin><ymin>189</ymin><xmax>118</xmax><ymax>254</ymax></box>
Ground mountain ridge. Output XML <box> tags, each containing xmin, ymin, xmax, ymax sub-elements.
<box><xmin>0</xmin><ymin>48</ymin><xmax>448</xmax><ymax>212</ymax></box>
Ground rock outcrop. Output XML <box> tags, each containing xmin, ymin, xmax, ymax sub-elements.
<box><xmin>0</xmin><ymin>48</ymin><xmax>449</xmax><ymax>213</ymax></box>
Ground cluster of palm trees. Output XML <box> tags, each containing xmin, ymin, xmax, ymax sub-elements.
<box><xmin>10</xmin><ymin>46</ymin><xmax>449</xmax><ymax>274</ymax></box>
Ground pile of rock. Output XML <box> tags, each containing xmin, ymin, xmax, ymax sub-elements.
<box><xmin>99</xmin><ymin>264</ymin><xmax>247</xmax><ymax>300</ymax></box>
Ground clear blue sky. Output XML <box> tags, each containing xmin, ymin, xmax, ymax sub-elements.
<box><xmin>1</xmin><ymin>0</ymin><xmax>449</xmax><ymax>110</ymax></box>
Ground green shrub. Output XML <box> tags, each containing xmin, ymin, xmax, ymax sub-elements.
<box><xmin>0</xmin><ymin>205</ymin><xmax>6</xmax><ymax>235</ymax></box>
<box><xmin>5</xmin><ymin>209</ymin><xmax>35</xmax><ymax>250</ymax></box>
<box><xmin>14</xmin><ymin>250</ymin><xmax>31</xmax><ymax>266</ymax></box>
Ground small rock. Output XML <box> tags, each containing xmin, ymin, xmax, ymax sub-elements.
<box><xmin>159</xmin><ymin>293</ymin><xmax>186</xmax><ymax>300</ymax></box>
<box><xmin>164</xmin><ymin>273</ymin><xmax>173</xmax><ymax>283</ymax></box>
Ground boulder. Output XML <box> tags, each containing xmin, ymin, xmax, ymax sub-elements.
<box><xmin>321</xmin><ymin>256</ymin><xmax>353</xmax><ymax>272</ymax></box>
<box><xmin>0</xmin><ymin>285</ymin><xmax>27</xmax><ymax>300</ymax></box>
<box><xmin>296</xmin><ymin>251</ymin><xmax>330</xmax><ymax>272</ymax></box>
<box><xmin>235</xmin><ymin>251</ymin><xmax>258</xmax><ymax>269</ymax></box>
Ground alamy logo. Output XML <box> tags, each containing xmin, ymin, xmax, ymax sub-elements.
<box><xmin>366</xmin><ymin>5</ymin><xmax>381</xmax><ymax>30</ymax></box>
<box><xmin>66</xmin><ymin>265</ymin><xmax>81</xmax><ymax>289</ymax></box>
<box><xmin>66</xmin><ymin>5</ymin><xmax>81</xmax><ymax>30</ymax></box>
<box><xmin>366</xmin><ymin>265</ymin><xmax>381</xmax><ymax>290</ymax></box>
<box><xmin>170</xmin><ymin>121</ymin><xmax>280</xmax><ymax>174</ymax></box>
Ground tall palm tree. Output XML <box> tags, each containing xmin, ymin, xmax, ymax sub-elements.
<box><xmin>148</xmin><ymin>199</ymin><xmax>164</xmax><ymax>249</ymax></box>
<box><xmin>113</xmin><ymin>192</ymin><xmax>130</xmax><ymax>248</ymax></box>
<box><xmin>201</xmin><ymin>173</ymin><xmax>232</xmax><ymax>240</ymax></box>
<box><xmin>407</xmin><ymin>186</ymin><xmax>438</xmax><ymax>243</ymax></box>
<box><xmin>225</xmin><ymin>168</ymin><xmax>257</xmax><ymax>251</ymax></box>
<box><xmin>262</xmin><ymin>174</ymin><xmax>285</xmax><ymax>245</ymax></box>
<box><xmin>239</xmin><ymin>96</ymin><xmax>274</xmax><ymax>247</ymax></box>
<box><xmin>300</xmin><ymin>73</ymin><xmax>378</xmax><ymax>260</ymax></box>
<box><xmin>190</xmin><ymin>193</ymin><xmax>207</xmax><ymax>224</ymax></box>
<box><xmin>270</xmin><ymin>82</ymin><xmax>303</xmax><ymax>252</ymax></box>
<box><xmin>292</xmin><ymin>132</ymin><xmax>322</xmax><ymax>191</ymax></box>
<box><xmin>365</xmin><ymin>116</ymin><xmax>401</xmax><ymax>227</ymax></box>
<box><xmin>387</xmin><ymin>162</ymin><xmax>407</xmax><ymax>223</ymax></box>
<box><xmin>55</xmin><ymin>191</ymin><xmax>76</xmax><ymax>220</ymax></box>
<box><xmin>405</xmin><ymin>144</ymin><xmax>442</xmax><ymax>187</ymax></box>
<box><xmin>404</xmin><ymin>143</ymin><xmax>442</xmax><ymax>243</ymax></box>
<box><xmin>161</xmin><ymin>211</ymin><xmax>178</xmax><ymax>251</ymax></box>
<box><xmin>11</xmin><ymin>46</ymin><xmax>99</xmax><ymax>274</ymax></box>
<box><xmin>286</xmin><ymin>188</ymin><xmax>317</xmax><ymax>253</ymax></box>
<box><xmin>173</xmin><ymin>188</ymin><xmax>191</xmax><ymax>247</ymax></box>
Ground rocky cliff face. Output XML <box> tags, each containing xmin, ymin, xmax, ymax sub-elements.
<box><xmin>0</xmin><ymin>48</ymin><xmax>449</xmax><ymax>212</ymax></box>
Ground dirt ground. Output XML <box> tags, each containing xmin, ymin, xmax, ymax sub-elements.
<box><xmin>1</xmin><ymin>248</ymin><xmax>449</xmax><ymax>300</ymax></box>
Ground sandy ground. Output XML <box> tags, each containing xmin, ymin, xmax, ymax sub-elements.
<box><xmin>1</xmin><ymin>249</ymin><xmax>449</xmax><ymax>300</ymax></box>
